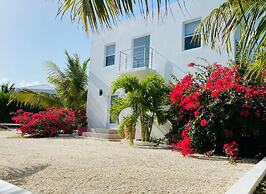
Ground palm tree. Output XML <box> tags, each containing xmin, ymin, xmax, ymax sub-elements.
<box><xmin>57</xmin><ymin>0</ymin><xmax>171</xmax><ymax>32</ymax></box>
<box><xmin>196</xmin><ymin>0</ymin><xmax>266</xmax><ymax>82</ymax></box>
<box><xmin>13</xmin><ymin>50</ymin><xmax>89</xmax><ymax>109</ymax></box>
<box><xmin>111</xmin><ymin>74</ymin><xmax>169</xmax><ymax>143</ymax></box>
<box><xmin>0</xmin><ymin>82</ymin><xmax>15</xmax><ymax>93</ymax></box>
<box><xmin>47</xmin><ymin>50</ymin><xmax>89</xmax><ymax>109</ymax></box>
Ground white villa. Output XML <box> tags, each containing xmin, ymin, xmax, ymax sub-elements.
<box><xmin>86</xmin><ymin>0</ymin><xmax>238</xmax><ymax>140</ymax></box>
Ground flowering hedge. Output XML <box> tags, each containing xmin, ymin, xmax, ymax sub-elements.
<box><xmin>11</xmin><ymin>108</ymin><xmax>80</xmax><ymax>137</ymax></box>
<box><xmin>168</xmin><ymin>63</ymin><xmax>266</xmax><ymax>160</ymax></box>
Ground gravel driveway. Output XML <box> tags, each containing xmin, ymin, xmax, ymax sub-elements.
<box><xmin>0</xmin><ymin>131</ymin><xmax>254</xmax><ymax>194</ymax></box>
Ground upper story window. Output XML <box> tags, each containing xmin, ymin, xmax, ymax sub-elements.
<box><xmin>105</xmin><ymin>44</ymin><xmax>116</xmax><ymax>66</ymax></box>
<box><xmin>184</xmin><ymin>20</ymin><xmax>201</xmax><ymax>50</ymax></box>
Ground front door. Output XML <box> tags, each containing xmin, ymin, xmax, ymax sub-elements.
<box><xmin>133</xmin><ymin>35</ymin><xmax>150</xmax><ymax>68</ymax></box>
<box><xmin>109</xmin><ymin>95</ymin><xmax>119</xmax><ymax>127</ymax></box>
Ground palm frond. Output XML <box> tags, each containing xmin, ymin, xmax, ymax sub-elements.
<box><xmin>46</xmin><ymin>50</ymin><xmax>89</xmax><ymax>109</ymax></box>
<box><xmin>57</xmin><ymin>0</ymin><xmax>172</xmax><ymax>32</ymax></box>
<box><xmin>111</xmin><ymin>74</ymin><xmax>140</xmax><ymax>94</ymax></box>
<box><xmin>110</xmin><ymin>97</ymin><xmax>130</xmax><ymax>120</ymax></box>
<box><xmin>197</xmin><ymin>0</ymin><xmax>266</xmax><ymax>58</ymax></box>
<box><xmin>245</xmin><ymin>49</ymin><xmax>266</xmax><ymax>83</ymax></box>
<box><xmin>11</xmin><ymin>90</ymin><xmax>63</xmax><ymax>108</ymax></box>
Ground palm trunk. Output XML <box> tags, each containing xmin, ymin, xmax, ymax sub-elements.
<box><xmin>146</xmin><ymin>113</ymin><xmax>154</xmax><ymax>142</ymax></box>
<box><xmin>140</xmin><ymin>112</ymin><xmax>149</xmax><ymax>141</ymax></box>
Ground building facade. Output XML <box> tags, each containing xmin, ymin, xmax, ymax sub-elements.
<box><xmin>87</xmin><ymin>0</ymin><xmax>237</xmax><ymax>138</ymax></box>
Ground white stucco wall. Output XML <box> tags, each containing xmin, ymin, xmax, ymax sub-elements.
<box><xmin>87</xmin><ymin>0</ymin><xmax>236</xmax><ymax>134</ymax></box>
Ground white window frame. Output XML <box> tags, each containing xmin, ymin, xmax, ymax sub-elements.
<box><xmin>104</xmin><ymin>43</ymin><xmax>116</xmax><ymax>67</ymax></box>
<box><xmin>183</xmin><ymin>18</ymin><xmax>202</xmax><ymax>51</ymax></box>
<box><xmin>131</xmin><ymin>34</ymin><xmax>150</xmax><ymax>68</ymax></box>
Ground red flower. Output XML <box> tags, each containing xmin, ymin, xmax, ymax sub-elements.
<box><xmin>235</xmin><ymin>85</ymin><xmax>245</xmax><ymax>93</ymax></box>
<box><xmin>187</xmin><ymin>62</ymin><xmax>196</xmax><ymax>67</ymax></box>
<box><xmin>223</xmin><ymin>141</ymin><xmax>238</xmax><ymax>160</ymax></box>
<box><xmin>173</xmin><ymin>124</ymin><xmax>195</xmax><ymax>156</ymax></box>
<box><xmin>254</xmin><ymin>90</ymin><xmax>265</xmax><ymax>95</ymax></box>
<box><xmin>211</xmin><ymin>90</ymin><xmax>221</xmax><ymax>98</ymax></box>
<box><xmin>11</xmin><ymin>108</ymin><xmax>79</xmax><ymax>137</ymax></box>
<box><xmin>200</xmin><ymin>119</ymin><xmax>208</xmax><ymax>127</ymax></box>
<box><xmin>194</xmin><ymin>110</ymin><xmax>200</xmax><ymax>118</ymax></box>
<box><xmin>245</xmin><ymin>89</ymin><xmax>254</xmax><ymax>98</ymax></box>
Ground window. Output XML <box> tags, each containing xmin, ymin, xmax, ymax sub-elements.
<box><xmin>184</xmin><ymin>20</ymin><xmax>201</xmax><ymax>50</ymax></box>
<box><xmin>109</xmin><ymin>95</ymin><xmax>118</xmax><ymax>124</ymax></box>
<box><xmin>133</xmin><ymin>35</ymin><xmax>150</xmax><ymax>68</ymax></box>
<box><xmin>105</xmin><ymin>44</ymin><xmax>116</xmax><ymax>66</ymax></box>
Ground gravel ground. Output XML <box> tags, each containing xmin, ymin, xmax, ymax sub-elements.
<box><xmin>0</xmin><ymin>131</ymin><xmax>255</xmax><ymax>194</ymax></box>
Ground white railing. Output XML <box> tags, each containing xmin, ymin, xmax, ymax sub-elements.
<box><xmin>119</xmin><ymin>45</ymin><xmax>154</xmax><ymax>71</ymax></box>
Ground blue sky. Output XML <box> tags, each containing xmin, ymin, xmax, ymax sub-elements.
<box><xmin>0</xmin><ymin>0</ymin><xmax>91</xmax><ymax>87</ymax></box>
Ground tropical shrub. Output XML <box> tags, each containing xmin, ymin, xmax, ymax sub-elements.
<box><xmin>11</xmin><ymin>108</ymin><xmax>79</xmax><ymax>137</ymax></box>
<box><xmin>168</xmin><ymin>63</ymin><xmax>266</xmax><ymax>161</ymax></box>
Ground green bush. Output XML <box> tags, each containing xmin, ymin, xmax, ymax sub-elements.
<box><xmin>0</xmin><ymin>92</ymin><xmax>40</xmax><ymax>123</ymax></box>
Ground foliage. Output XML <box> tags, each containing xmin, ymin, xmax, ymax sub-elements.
<box><xmin>11</xmin><ymin>90</ymin><xmax>62</xmax><ymax>108</ymax></box>
<box><xmin>11</xmin><ymin>108</ymin><xmax>79</xmax><ymax>137</ymax></box>
<box><xmin>224</xmin><ymin>141</ymin><xmax>239</xmax><ymax>163</ymax></box>
<box><xmin>197</xmin><ymin>0</ymin><xmax>266</xmax><ymax>83</ymax></box>
<box><xmin>168</xmin><ymin>63</ymin><xmax>266</xmax><ymax>161</ymax></box>
<box><xmin>0</xmin><ymin>92</ymin><xmax>40</xmax><ymax>123</ymax></box>
<box><xmin>13</xmin><ymin>50</ymin><xmax>89</xmax><ymax>111</ymax></box>
<box><xmin>57</xmin><ymin>0</ymin><xmax>172</xmax><ymax>32</ymax></box>
<box><xmin>244</xmin><ymin>50</ymin><xmax>266</xmax><ymax>84</ymax></box>
<box><xmin>0</xmin><ymin>82</ymin><xmax>15</xmax><ymax>93</ymax></box>
<box><xmin>118</xmin><ymin>114</ymin><xmax>138</xmax><ymax>145</ymax></box>
<box><xmin>47</xmin><ymin>50</ymin><xmax>89</xmax><ymax>109</ymax></box>
<box><xmin>111</xmin><ymin>73</ymin><xmax>169</xmax><ymax>142</ymax></box>
<box><xmin>197</xmin><ymin>0</ymin><xmax>266</xmax><ymax>57</ymax></box>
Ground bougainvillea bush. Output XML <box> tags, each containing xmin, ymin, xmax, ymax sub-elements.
<box><xmin>11</xmin><ymin>108</ymin><xmax>80</xmax><ymax>137</ymax></box>
<box><xmin>168</xmin><ymin>63</ymin><xmax>266</xmax><ymax>161</ymax></box>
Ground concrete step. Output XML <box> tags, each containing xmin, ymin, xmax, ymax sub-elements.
<box><xmin>91</xmin><ymin>128</ymin><xmax>119</xmax><ymax>134</ymax></box>
<box><xmin>83</xmin><ymin>128</ymin><xmax>122</xmax><ymax>142</ymax></box>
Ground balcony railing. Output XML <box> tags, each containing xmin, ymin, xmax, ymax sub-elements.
<box><xmin>119</xmin><ymin>45</ymin><xmax>154</xmax><ymax>71</ymax></box>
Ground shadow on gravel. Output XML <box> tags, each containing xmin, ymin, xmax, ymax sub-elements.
<box><xmin>0</xmin><ymin>164</ymin><xmax>49</xmax><ymax>185</ymax></box>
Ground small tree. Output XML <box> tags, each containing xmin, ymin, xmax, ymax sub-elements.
<box><xmin>111</xmin><ymin>73</ymin><xmax>169</xmax><ymax>142</ymax></box>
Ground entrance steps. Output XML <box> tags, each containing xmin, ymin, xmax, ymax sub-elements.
<box><xmin>82</xmin><ymin>128</ymin><xmax>122</xmax><ymax>142</ymax></box>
